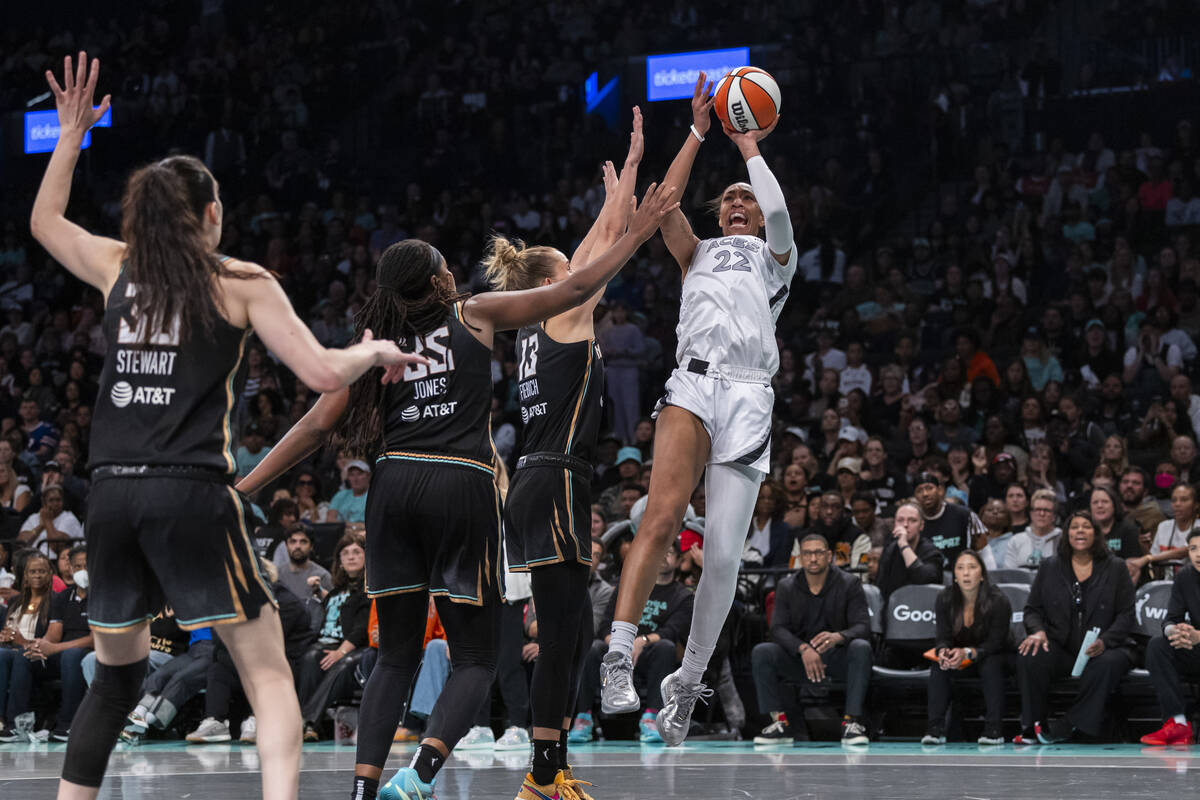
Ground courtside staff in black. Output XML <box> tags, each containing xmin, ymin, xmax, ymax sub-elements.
<box><xmin>484</xmin><ymin>106</ymin><xmax>643</xmax><ymax>797</ymax></box>
<box><xmin>30</xmin><ymin>53</ymin><xmax>418</xmax><ymax>800</ymax></box>
<box><xmin>241</xmin><ymin>174</ymin><xmax>676</xmax><ymax>800</ymax></box>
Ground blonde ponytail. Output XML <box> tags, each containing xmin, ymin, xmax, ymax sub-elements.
<box><xmin>481</xmin><ymin>234</ymin><xmax>563</xmax><ymax>291</ymax></box>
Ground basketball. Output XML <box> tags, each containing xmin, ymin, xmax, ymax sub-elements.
<box><xmin>713</xmin><ymin>67</ymin><xmax>781</xmax><ymax>133</ymax></box>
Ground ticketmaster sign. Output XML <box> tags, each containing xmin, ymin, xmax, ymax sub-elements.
<box><xmin>645</xmin><ymin>47</ymin><xmax>749</xmax><ymax>102</ymax></box>
<box><xmin>24</xmin><ymin>106</ymin><xmax>112</xmax><ymax>154</ymax></box>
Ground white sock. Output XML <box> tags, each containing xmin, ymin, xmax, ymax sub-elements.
<box><xmin>608</xmin><ymin>621</ymin><xmax>638</xmax><ymax>659</ymax></box>
<box><xmin>1174</xmin><ymin>714</ymin><xmax>1188</xmax><ymax>724</ymax></box>
<box><xmin>678</xmin><ymin>639</ymin><xmax>717</xmax><ymax>686</ymax></box>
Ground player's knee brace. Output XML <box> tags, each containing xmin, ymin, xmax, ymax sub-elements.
<box><xmin>61</xmin><ymin>658</ymin><xmax>148</xmax><ymax>788</ymax></box>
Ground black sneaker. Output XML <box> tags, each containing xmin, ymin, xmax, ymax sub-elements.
<box><xmin>841</xmin><ymin>717</ymin><xmax>869</xmax><ymax>745</ymax></box>
<box><xmin>753</xmin><ymin>719</ymin><xmax>794</xmax><ymax>745</ymax></box>
<box><xmin>0</xmin><ymin>726</ymin><xmax>18</xmax><ymax>744</ymax></box>
<box><xmin>921</xmin><ymin>723</ymin><xmax>946</xmax><ymax>745</ymax></box>
<box><xmin>1036</xmin><ymin>718</ymin><xmax>1073</xmax><ymax>744</ymax></box>
<box><xmin>51</xmin><ymin>729</ymin><xmax>69</xmax><ymax>743</ymax></box>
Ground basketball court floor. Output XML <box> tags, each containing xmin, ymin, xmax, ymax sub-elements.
<box><xmin>2</xmin><ymin>740</ymin><xmax>1193</xmax><ymax>798</ymax></box>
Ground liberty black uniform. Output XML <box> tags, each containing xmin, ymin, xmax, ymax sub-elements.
<box><xmin>506</xmin><ymin>324</ymin><xmax>604</xmax><ymax>571</ymax></box>
<box><xmin>364</xmin><ymin>302</ymin><xmax>502</xmax><ymax>606</ymax></box>
<box><xmin>87</xmin><ymin>262</ymin><xmax>273</xmax><ymax>632</ymax></box>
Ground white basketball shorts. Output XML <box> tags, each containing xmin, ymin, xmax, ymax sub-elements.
<box><xmin>653</xmin><ymin>360</ymin><xmax>773</xmax><ymax>474</ymax></box>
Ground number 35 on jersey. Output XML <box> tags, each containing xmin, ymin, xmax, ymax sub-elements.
<box><xmin>403</xmin><ymin>326</ymin><xmax>456</xmax><ymax>381</ymax></box>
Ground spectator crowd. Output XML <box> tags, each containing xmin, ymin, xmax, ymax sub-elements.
<box><xmin>4</xmin><ymin>0</ymin><xmax>1200</xmax><ymax>748</ymax></box>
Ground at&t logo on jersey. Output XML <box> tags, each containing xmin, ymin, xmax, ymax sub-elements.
<box><xmin>399</xmin><ymin>402</ymin><xmax>459</xmax><ymax>422</ymax></box>
<box><xmin>521</xmin><ymin>403</ymin><xmax>547</xmax><ymax>424</ymax></box>
<box><xmin>110</xmin><ymin>380</ymin><xmax>177</xmax><ymax>408</ymax></box>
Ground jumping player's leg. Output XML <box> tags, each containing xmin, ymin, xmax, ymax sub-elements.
<box><xmin>352</xmin><ymin>591</ymin><xmax>429</xmax><ymax>796</ymax></box>
<box><xmin>656</xmin><ymin>461</ymin><xmax>761</xmax><ymax>746</ymax></box>
<box><xmin>57</xmin><ymin>625</ymin><xmax>150</xmax><ymax>800</ymax></box>
<box><xmin>678</xmin><ymin>461</ymin><xmax>762</xmax><ymax>685</ymax></box>
<box><xmin>608</xmin><ymin>406</ymin><xmax>709</xmax><ymax>647</ymax></box>
<box><xmin>219</xmin><ymin>606</ymin><xmax>302</xmax><ymax>800</ymax></box>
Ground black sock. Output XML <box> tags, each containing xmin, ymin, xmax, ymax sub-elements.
<box><xmin>350</xmin><ymin>776</ymin><xmax>379</xmax><ymax>800</ymax></box>
<box><xmin>410</xmin><ymin>744</ymin><xmax>443</xmax><ymax>785</ymax></box>
<box><xmin>558</xmin><ymin>729</ymin><xmax>569</xmax><ymax>770</ymax></box>
<box><xmin>530</xmin><ymin>737</ymin><xmax>560</xmax><ymax>786</ymax></box>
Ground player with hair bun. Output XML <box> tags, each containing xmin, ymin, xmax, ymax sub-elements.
<box><xmin>599</xmin><ymin>71</ymin><xmax>798</xmax><ymax>748</ymax></box>
<box><xmin>484</xmin><ymin>107</ymin><xmax>643</xmax><ymax>800</ymax></box>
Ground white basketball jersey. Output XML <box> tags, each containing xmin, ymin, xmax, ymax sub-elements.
<box><xmin>676</xmin><ymin>234</ymin><xmax>797</xmax><ymax>375</ymax></box>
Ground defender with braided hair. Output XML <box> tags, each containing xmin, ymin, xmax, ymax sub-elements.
<box><xmin>239</xmin><ymin>178</ymin><xmax>677</xmax><ymax>800</ymax></box>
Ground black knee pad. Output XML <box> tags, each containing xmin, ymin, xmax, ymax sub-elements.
<box><xmin>61</xmin><ymin>658</ymin><xmax>148</xmax><ymax>788</ymax></box>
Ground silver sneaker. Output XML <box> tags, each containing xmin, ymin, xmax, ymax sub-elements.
<box><xmin>600</xmin><ymin>651</ymin><xmax>639</xmax><ymax>714</ymax></box>
<box><xmin>655</xmin><ymin>671</ymin><xmax>712</xmax><ymax>747</ymax></box>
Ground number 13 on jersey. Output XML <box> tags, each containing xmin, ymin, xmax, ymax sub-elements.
<box><xmin>403</xmin><ymin>326</ymin><xmax>456</xmax><ymax>381</ymax></box>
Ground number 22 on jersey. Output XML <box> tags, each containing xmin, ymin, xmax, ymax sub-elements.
<box><xmin>711</xmin><ymin>248</ymin><xmax>751</xmax><ymax>273</ymax></box>
<box><xmin>403</xmin><ymin>326</ymin><xmax>456</xmax><ymax>381</ymax></box>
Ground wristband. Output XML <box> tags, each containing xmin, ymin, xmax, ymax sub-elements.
<box><xmin>689</xmin><ymin>124</ymin><xmax>705</xmax><ymax>143</ymax></box>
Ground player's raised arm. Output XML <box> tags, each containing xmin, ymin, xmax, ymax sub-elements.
<box><xmin>722</xmin><ymin>117</ymin><xmax>794</xmax><ymax>267</ymax></box>
<box><xmin>572</xmin><ymin>105</ymin><xmax>644</xmax><ymax>269</ymax></box>
<box><xmin>659</xmin><ymin>73</ymin><xmax>716</xmax><ymax>273</ymax></box>
<box><xmin>226</xmin><ymin>261</ymin><xmax>425</xmax><ymax>392</ymax></box>
<box><xmin>29</xmin><ymin>52</ymin><xmax>124</xmax><ymax>294</ymax></box>
<box><xmin>462</xmin><ymin>181</ymin><xmax>677</xmax><ymax>336</ymax></box>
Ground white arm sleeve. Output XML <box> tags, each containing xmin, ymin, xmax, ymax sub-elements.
<box><xmin>745</xmin><ymin>155</ymin><xmax>793</xmax><ymax>257</ymax></box>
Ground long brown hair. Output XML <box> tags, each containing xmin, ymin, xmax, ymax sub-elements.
<box><xmin>339</xmin><ymin>240</ymin><xmax>467</xmax><ymax>456</ymax></box>
<box><xmin>119</xmin><ymin>155</ymin><xmax>263</xmax><ymax>343</ymax></box>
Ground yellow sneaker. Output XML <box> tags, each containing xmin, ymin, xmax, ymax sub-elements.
<box><xmin>393</xmin><ymin>727</ymin><xmax>418</xmax><ymax>742</ymax></box>
<box><xmin>515</xmin><ymin>772</ymin><xmax>563</xmax><ymax>800</ymax></box>
<box><xmin>560</xmin><ymin>767</ymin><xmax>596</xmax><ymax>800</ymax></box>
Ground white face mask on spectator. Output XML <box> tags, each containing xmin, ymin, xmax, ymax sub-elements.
<box><xmin>72</xmin><ymin>569</ymin><xmax>89</xmax><ymax>590</ymax></box>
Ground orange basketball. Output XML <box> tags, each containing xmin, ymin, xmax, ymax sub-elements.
<box><xmin>713</xmin><ymin>67</ymin><xmax>781</xmax><ymax>134</ymax></box>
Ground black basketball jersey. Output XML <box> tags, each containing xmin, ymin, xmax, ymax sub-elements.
<box><xmin>90</xmin><ymin>262</ymin><xmax>249</xmax><ymax>473</ymax></box>
<box><xmin>514</xmin><ymin>325</ymin><xmax>604</xmax><ymax>463</ymax></box>
<box><xmin>380</xmin><ymin>303</ymin><xmax>494</xmax><ymax>471</ymax></box>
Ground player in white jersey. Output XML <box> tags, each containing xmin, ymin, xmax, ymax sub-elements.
<box><xmin>600</xmin><ymin>72</ymin><xmax>797</xmax><ymax>745</ymax></box>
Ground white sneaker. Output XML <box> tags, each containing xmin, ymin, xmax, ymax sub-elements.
<box><xmin>186</xmin><ymin>717</ymin><xmax>231</xmax><ymax>743</ymax></box>
<box><xmin>494</xmin><ymin>726</ymin><xmax>530</xmax><ymax>751</ymax></box>
<box><xmin>240</xmin><ymin>716</ymin><xmax>257</xmax><ymax>744</ymax></box>
<box><xmin>455</xmin><ymin>725</ymin><xmax>496</xmax><ymax>750</ymax></box>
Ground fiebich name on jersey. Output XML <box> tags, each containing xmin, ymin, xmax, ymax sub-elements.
<box><xmin>115</xmin><ymin>350</ymin><xmax>178</xmax><ymax>376</ymax></box>
<box><xmin>518</xmin><ymin>378</ymin><xmax>539</xmax><ymax>402</ymax></box>
<box><xmin>703</xmin><ymin>236</ymin><xmax>763</xmax><ymax>255</ymax></box>
<box><xmin>521</xmin><ymin>402</ymin><xmax>547</xmax><ymax>424</ymax></box>
<box><xmin>110</xmin><ymin>381</ymin><xmax>176</xmax><ymax>408</ymax></box>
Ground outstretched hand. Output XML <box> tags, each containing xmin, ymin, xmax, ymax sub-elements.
<box><xmin>626</xmin><ymin>105</ymin><xmax>644</xmax><ymax>166</ymax></box>
<box><xmin>361</xmin><ymin>328</ymin><xmax>429</xmax><ymax>384</ymax></box>
<box><xmin>628</xmin><ymin>182</ymin><xmax>680</xmax><ymax>241</ymax></box>
<box><xmin>691</xmin><ymin>73</ymin><xmax>717</xmax><ymax>137</ymax></box>
<box><xmin>45</xmin><ymin>51</ymin><xmax>111</xmax><ymax>140</ymax></box>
